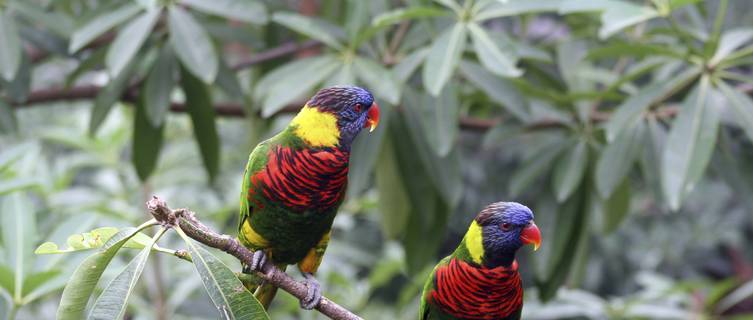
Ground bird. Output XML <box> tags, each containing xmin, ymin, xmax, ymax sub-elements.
<box><xmin>419</xmin><ymin>202</ymin><xmax>542</xmax><ymax>320</ymax></box>
<box><xmin>237</xmin><ymin>85</ymin><xmax>380</xmax><ymax>310</ymax></box>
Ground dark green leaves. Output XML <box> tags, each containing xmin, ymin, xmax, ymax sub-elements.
<box><xmin>1</xmin><ymin>193</ymin><xmax>37</xmax><ymax>301</ymax></box>
<box><xmin>177</xmin><ymin>229</ymin><xmax>270</xmax><ymax>320</ymax></box>
<box><xmin>106</xmin><ymin>9</ymin><xmax>160</xmax><ymax>78</ymax></box>
<box><xmin>423</xmin><ymin>23</ymin><xmax>466</xmax><ymax>96</ymax></box>
<box><xmin>0</xmin><ymin>100</ymin><xmax>17</xmax><ymax>133</ymax></box>
<box><xmin>597</xmin><ymin>121</ymin><xmax>644</xmax><ymax>198</ymax></box>
<box><xmin>256</xmin><ymin>55</ymin><xmax>339</xmax><ymax>117</ymax></box>
<box><xmin>553</xmin><ymin>140</ymin><xmax>588</xmax><ymax>202</ymax></box>
<box><xmin>180</xmin><ymin>66</ymin><xmax>220</xmax><ymax>181</ymax></box>
<box><xmin>0</xmin><ymin>11</ymin><xmax>22</xmax><ymax>81</ymax></box>
<box><xmin>89</xmin><ymin>56</ymin><xmax>138</xmax><ymax>135</ymax></box>
<box><xmin>144</xmin><ymin>45</ymin><xmax>177</xmax><ymax>127</ymax></box>
<box><xmin>272</xmin><ymin>12</ymin><xmax>344</xmax><ymax>50</ymax></box>
<box><xmin>467</xmin><ymin>23</ymin><xmax>521</xmax><ymax>77</ymax></box>
<box><xmin>69</xmin><ymin>3</ymin><xmax>141</xmax><ymax>53</ymax></box>
<box><xmin>169</xmin><ymin>6</ymin><xmax>219</xmax><ymax>83</ymax></box>
<box><xmin>661</xmin><ymin>77</ymin><xmax>720</xmax><ymax>210</ymax></box>
<box><xmin>132</xmin><ymin>94</ymin><xmax>164</xmax><ymax>181</ymax></box>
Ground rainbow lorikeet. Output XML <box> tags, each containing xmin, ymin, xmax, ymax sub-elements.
<box><xmin>420</xmin><ymin>202</ymin><xmax>542</xmax><ymax>320</ymax></box>
<box><xmin>238</xmin><ymin>86</ymin><xmax>380</xmax><ymax>309</ymax></box>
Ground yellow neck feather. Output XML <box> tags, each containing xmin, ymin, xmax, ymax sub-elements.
<box><xmin>465</xmin><ymin>221</ymin><xmax>485</xmax><ymax>264</ymax></box>
<box><xmin>290</xmin><ymin>105</ymin><xmax>340</xmax><ymax>147</ymax></box>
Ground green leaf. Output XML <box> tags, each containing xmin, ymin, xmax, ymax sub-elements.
<box><xmin>423</xmin><ymin>23</ymin><xmax>467</xmax><ymax>96</ymax></box>
<box><xmin>89</xmin><ymin>54</ymin><xmax>139</xmax><ymax>135</ymax></box>
<box><xmin>254</xmin><ymin>56</ymin><xmax>323</xmax><ymax>102</ymax></box>
<box><xmin>259</xmin><ymin>55</ymin><xmax>340</xmax><ymax>117</ymax></box>
<box><xmin>180</xmin><ymin>66</ymin><xmax>220</xmax><ymax>181</ymax></box>
<box><xmin>459</xmin><ymin>60</ymin><xmax>528</xmax><ymax>121</ymax></box>
<box><xmin>88</xmin><ymin>228</ymin><xmax>166</xmax><ymax>320</ymax></box>
<box><xmin>272</xmin><ymin>12</ymin><xmax>344</xmax><ymax>50</ymax></box>
<box><xmin>553</xmin><ymin>140</ymin><xmax>588</xmax><ymax>202</ymax></box>
<box><xmin>434</xmin><ymin>0</ymin><xmax>463</xmax><ymax>13</ymax></box>
<box><xmin>0</xmin><ymin>177</ymin><xmax>39</xmax><ymax>195</ymax></box>
<box><xmin>718</xmin><ymin>81</ymin><xmax>753</xmax><ymax>143</ymax></box>
<box><xmin>394</xmin><ymin>48</ymin><xmax>429</xmax><ymax>83</ymax></box>
<box><xmin>22</xmin><ymin>269</ymin><xmax>61</xmax><ymax>297</ymax></box>
<box><xmin>1</xmin><ymin>193</ymin><xmax>36</xmax><ymax>301</ymax></box>
<box><xmin>132</xmin><ymin>93</ymin><xmax>165</xmax><ymax>181</ymax></box>
<box><xmin>510</xmin><ymin>139</ymin><xmax>567</xmax><ymax>196</ymax></box>
<box><xmin>598</xmin><ymin>2</ymin><xmax>660</xmax><ymax>39</ymax></box>
<box><xmin>710</xmin><ymin>28</ymin><xmax>753</xmax><ymax>66</ymax></box>
<box><xmin>376</xmin><ymin>134</ymin><xmax>411</xmax><ymax>238</ymax></box>
<box><xmin>0</xmin><ymin>11</ymin><xmax>21</xmax><ymax>81</ymax></box>
<box><xmin>371</xmin><ymin>6</ymin><xmax>448</xmax><ymax>28</ymax></box>
<box><xmin>467</xmin><ymin>23</ymin><xmax>521</xmax><ymax>77</ymax></box>
<box><xmin>585</xmin><ymin>41</ymin><xmax>685</xmax><ymax>60</ymax></box>
<box><xmin>144</xmin><ymin>45</ymin><xmax>177</xmax><ymax>127</ymax></box>
<box><xmin>603</xmin><ymin>178</ymin><xmax>631</xmax><ymax>234</ymax></box>
<box><xmin>69</xmin><ymin>3</ymin><xmax>142</xmax><ymax>53</ymax></box>
<box><xmin>35</xmin><ymin>227</ymin><xmax>158</xmax><ymax>254</ymax></box>
<box><xmin>0</xmin><ymin>264</ymin><xmax>14</xmax><ymax>296</ymax></box>
<box><xmin>0</xmin><ymin>100</ymin><xmax>17</xmax><ymax>134</ymax></box>
<box><xmin>56</xmin><ymin>221</ymin><xmax>156</xmax><ymax>320</ymax></box>
<box><xmin>181</xmin><ymin>0</ymin><xmax>267</xmax><ymax>24</ymax></box>
<box><xmin>604</xmin><ymin>67</ymin><xmax>699</xmax><ymax>142</ymax></box>
<box><xmin>474</xmin><ymin>0</ymin><xmax>561</xmax><ymax>21</ymax></box>
<box><xmin>353</xmin><ymin>57</ymin><xmax>401</xmax><ymax>105</ymax></box>
<box><xmin>177</xmin><ymin>229</ymin><xmax>270</xmax><ymax>320</ymax></box>
<box><xmin>661</xmin><ymin>76</ymin><xmax>720</xmax><ymax>210</ymax></box>
<box><xmin>8</xmin><ymin>1</ymin><xmax>74</xmax><ymax>37</ymax></box>
<box><xmin>214</xmin><ymin>60</ymin><xmax>245</xmax><ymax>102</ymax></box>
<box><xmin>106</xmin><ymin>9</ymin><xmax>160</xmax><ymax>78</ymax></box>
<box><xmin>347</xmin><ymin>102</ymin><xmax>392</xmax><ymax>198</ymax></box>
<box><xmin>413</xmin><ymin>88</ymin><xmax>459</xmax><ymax>157</ymax></box>
<box><xmin>169</xmin><ymin>6</ymin><xmax>219</xmax><ymax>83</ymax></box>
<box><xmin>596</xmin><ymin>121</ymin><xmax>644</xmax><ymax>197</ymax></box>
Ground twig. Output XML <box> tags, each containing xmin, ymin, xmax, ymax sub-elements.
<box><xmin>145</xmin><ymin>196</ymin><xmax>363</xmax><ymax>320</ymax></box>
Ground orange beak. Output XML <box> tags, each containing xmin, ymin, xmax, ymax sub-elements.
<box><xmin>520</xmin><ymin>222</ymin><xmax>541</xmax><ymax>251</ymax></box>
<box><xmin>364</xmin><ymin>102</ymin><xmax>380</xmax><ymax>132</ymax></box>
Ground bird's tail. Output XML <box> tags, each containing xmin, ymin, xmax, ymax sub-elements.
<box><xmin>240</xmin><ymin>264</ymin><xmax>286</xmax><ymax>310</ymax></box>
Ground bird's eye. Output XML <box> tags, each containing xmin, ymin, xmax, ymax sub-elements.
<box><xmin>354</xmin><ymin>104</ymin><xmax>362</xmax><ymax>113</ymax></box>
<box><xmin>500</xmin><ymin>223</ymin><xmax>512</xmax><ymax>231</ymax></box>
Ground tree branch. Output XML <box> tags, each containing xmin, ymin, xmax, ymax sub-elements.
<box><xmin>145</xmin><ymin>196</ymin><xmax>363</xmax><ymax>320</ymax></box>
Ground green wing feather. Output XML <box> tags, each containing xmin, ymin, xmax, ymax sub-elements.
<box><xmin>420</xmin><ymin>256</ymin><xmax>451</xmax><ymax>320</ymax></box>
<box><xmin>238</xmin><ymin>140</ymin><xmax>271</xmax><ymax>233</ymax></box>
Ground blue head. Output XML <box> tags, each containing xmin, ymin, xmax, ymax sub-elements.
<box><xmin>306</xmin><ymin>86</ymin><xmax>380</xmax><ymax>148</ymax></box>
<box><xmin>474</xmin><ymin>202</ymin><xmax>541</xmax><ymax>267</ymax></box>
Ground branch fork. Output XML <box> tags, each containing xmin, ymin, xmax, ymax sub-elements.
<box><xmin>145</xmin><ymin>196</ymin><xmax>362</xmax><ymax>320</ymax></box>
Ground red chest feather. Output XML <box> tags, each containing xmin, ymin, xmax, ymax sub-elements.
<box><xmin>431</xmin><ymin>259</ymin><xmax>523</xmax><ymax>320</ymax></box>
<box><xmin>250</xmin><ymin>146</ymin><xmax>349</xmax><ymax>212</ymax></box>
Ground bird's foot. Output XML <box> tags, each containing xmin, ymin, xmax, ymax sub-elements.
<box><xmin>242</xmin><ymin>250</ymin><xmax>267</xmax><ymax>273</ymax></box>
<box><xmin>300</xmin><ymin>272</ymin><xmax>322</xmax><ymax>310</ymax></box>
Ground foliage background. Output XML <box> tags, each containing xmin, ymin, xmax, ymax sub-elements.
<box><xmin>1</xmin><ymin>0</ymin><xmax>753</xmax><ymax>319</ymax></box>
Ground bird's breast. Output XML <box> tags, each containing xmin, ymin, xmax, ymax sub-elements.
<box><xmin>431</xmin><ymin>258</ymin><xmax>523</xmax><ymax>320</ymax></box>
<box><xmin>250</xmin><ymin>146</ymin><xmax>349</xmax><ymax>212</ymax></box>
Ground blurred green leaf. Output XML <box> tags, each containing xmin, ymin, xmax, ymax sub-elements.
<box><xmin>0</xmin><ymin>178</ymin><xmax>39</xmax><ymax>195</ymax></box>
<box><xmin>56</xmin><ymin>221</ymin><xmax>156</xmax><ymax>320</ymax></box>
<box><xmin>423</xmin><ymin>23</ymin><xmax>466</xmax><ymax>96</ymax></box>
<box><xmin>417</xmin><ymin>87</ymin><xmax>459</xmax><ymax>157</ymax></box>
<box><xmin>586</xmin><ymin>42</ymin><xmax>685</xmax><ymax>60</ymax></box>
<box><xmin>132</xmin><ymin>93</ymin><xmax>165</xmax><ymax>181</ymax></box>
<box><xmin>604</xmin><ymin>67</ymin><xmax>699</xmax><ymax>142</ymax></box>
<box><xmin>0</xmin><ymin>264</ymin><xmax>14</xmax><ymax>296</ymax></box>
<box><xmin>0</xmin><ymin>100</ymin><xmax>17</xmax><ymax>134</ymax></box>
<box><xmin>718</xmin><ymin>81</ymin><xmax>753</xmax><ymax>143</ymax></box>
<box><xmin>106</xmin><ymin>9</ymin><xmax>160</xmax><ymax>78</ymax></box>
<box><xmin>177</xmin><ymin>229</ymin><xmax>270</xmax><ymax>320</ymax></box>
<box><xmin>144</xmin><ymin>45</ymin><xmax>177</xmax><ymax>127</ymax></box>
<box><xmin>560</xmin><ymin>0</ymin><xmax>661</xmax><ymax>39</ymax></box>
<box><xmin>371</xmin><ymin>6</ymin><xmax>448</xmax><ymax>28</ymax></box>
<box><xmin>353</xmin><ymin>57</ymin><xmax>401</xmax><ymax>105</ymax></box>
<box><xmin>347</xmin><ymin>102</ymin><xmax>392</xmax><ymax>198</ymax></box>
<box><xmin>259</xmin><ymin>55</ymin><xmax>339</xmax><ymax>117</ymax></box>
<box><xmin>394</xmin><ymin>48</ymin><xmax>429</xmax><ymax>83</ymax></box>
<box><xmin>0</xmin><ymin>11</ymin><xmax>21</xmax><ymax>81</ymax></box>
<box><xmin>272</xmin><ymin>12</ymin><xmax>344</xmax><ymax>50</ymax></box>
<box><xmin>180</xmin><ymin>66</ymin><xmax>220</xmax><ymax>181</ymax></box>
<box><xmin>553</xmin><ymin>140</ymin><xmax>588</xmax><ymax>202</ymax></box>
<box><xmin>435</xmin><ymin>0</ymin><xmax>462</xmax><ymax>13</ymax></box>
<box><xmin>661</xmin><ymin>76</ymin><xmax>719</xmax><ymax>210</ymax></box>
<box><xmin>710</xmin><ymin>28</ymin><xmax>753</xmax><ymax>65</ymax></box>
<box><xmin>376</xmin><ymin>134</ymin><xmax>411</xmax><ymax>239</ymax></box>
<box><xmin>169</xmin><ymin>6</ymin><xmax>219</xmax><ymax>83</ymax></box>
<box><xmin>69</xmin><ymin>3</ymin><xmax>142</xmax><ymax>53</ymax></box>
<box><xmin>8</xmin><ymin>1</ymin><xmax>74</xmax><ymax>37</ymax></box>
<box><xmin>89</xmin><ymin>54</ymin><xmax>139</xmax><ymax>136</ymax></box>
<box><xmin>35</xmin><ymin>227</ymin><xmax>158</xmax><ymax>254</ymax></box>
<box><xmin>181</xmin><ymin>0</ymin><xmax>268</xmax><ymax>24</ymax></box>
<box><xmin>468</xmin><ymin>23</ymin><xmax>521</xmax><ymax>77</ymax></box>
<box><xmin>21</xmin><ymin>269</ymin><xmax>61</xmax><ymax>297</ymax></box>
<box><xmin>474</xmin><ymin>0</ymin><xmax>561</xmax><ymax>21</ymax></box>
<box><xmin>88</xmin><ymin>228</ymin><xmax>165</xmax><ymax>320</ymax></box>
<box><xmin>602</xmin><ymin>178</ymin><xmax>631</xmax><ymax>234</ymax></box>
<box><xmin>65</xmin><ymin>47</ymin><xmax>107</xmax><ymax>88</ymax></box>
<box><xmin>596</xmin><ymin>121</ymin><xmax>644</xmax><ymax>198</ymax></box>
<box><xmin>510</xmin><ymin>139</ymin><xmax>567</xmax><ymax>197</ymax></box>
<box><xmin>215</xmin><ymin>60</ymin><xmax>245</xmax><ymax>102</ymax></box>
<box><xmin>1</xmin><ymin>193</ymin><xmax>36</xmax><ymax>301</ymax></box>
<box><xmin>716</xmin><ymin>278</ymin><xmax>753</xmax><ymax>313</ymax></box>
<box><xmin>459</xmin><ymin>60</ymin><xmax>528</xmax><ymax>121</ymax></box>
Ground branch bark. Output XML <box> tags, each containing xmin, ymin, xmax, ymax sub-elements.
<box><xmin>145</xmin><ymin>196</ymin><xmax>363</xmax><ymax>320</ymax></box>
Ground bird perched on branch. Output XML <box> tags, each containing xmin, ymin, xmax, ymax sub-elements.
<box><xmin>420</xmin><ymin>202</ymin><xmax>542</xmax><ymax>320</ymax></box>
<box><xmin>237</xmin><ymin>86</ymin><xmax>380</xmax><ymax>310</ymax></box>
